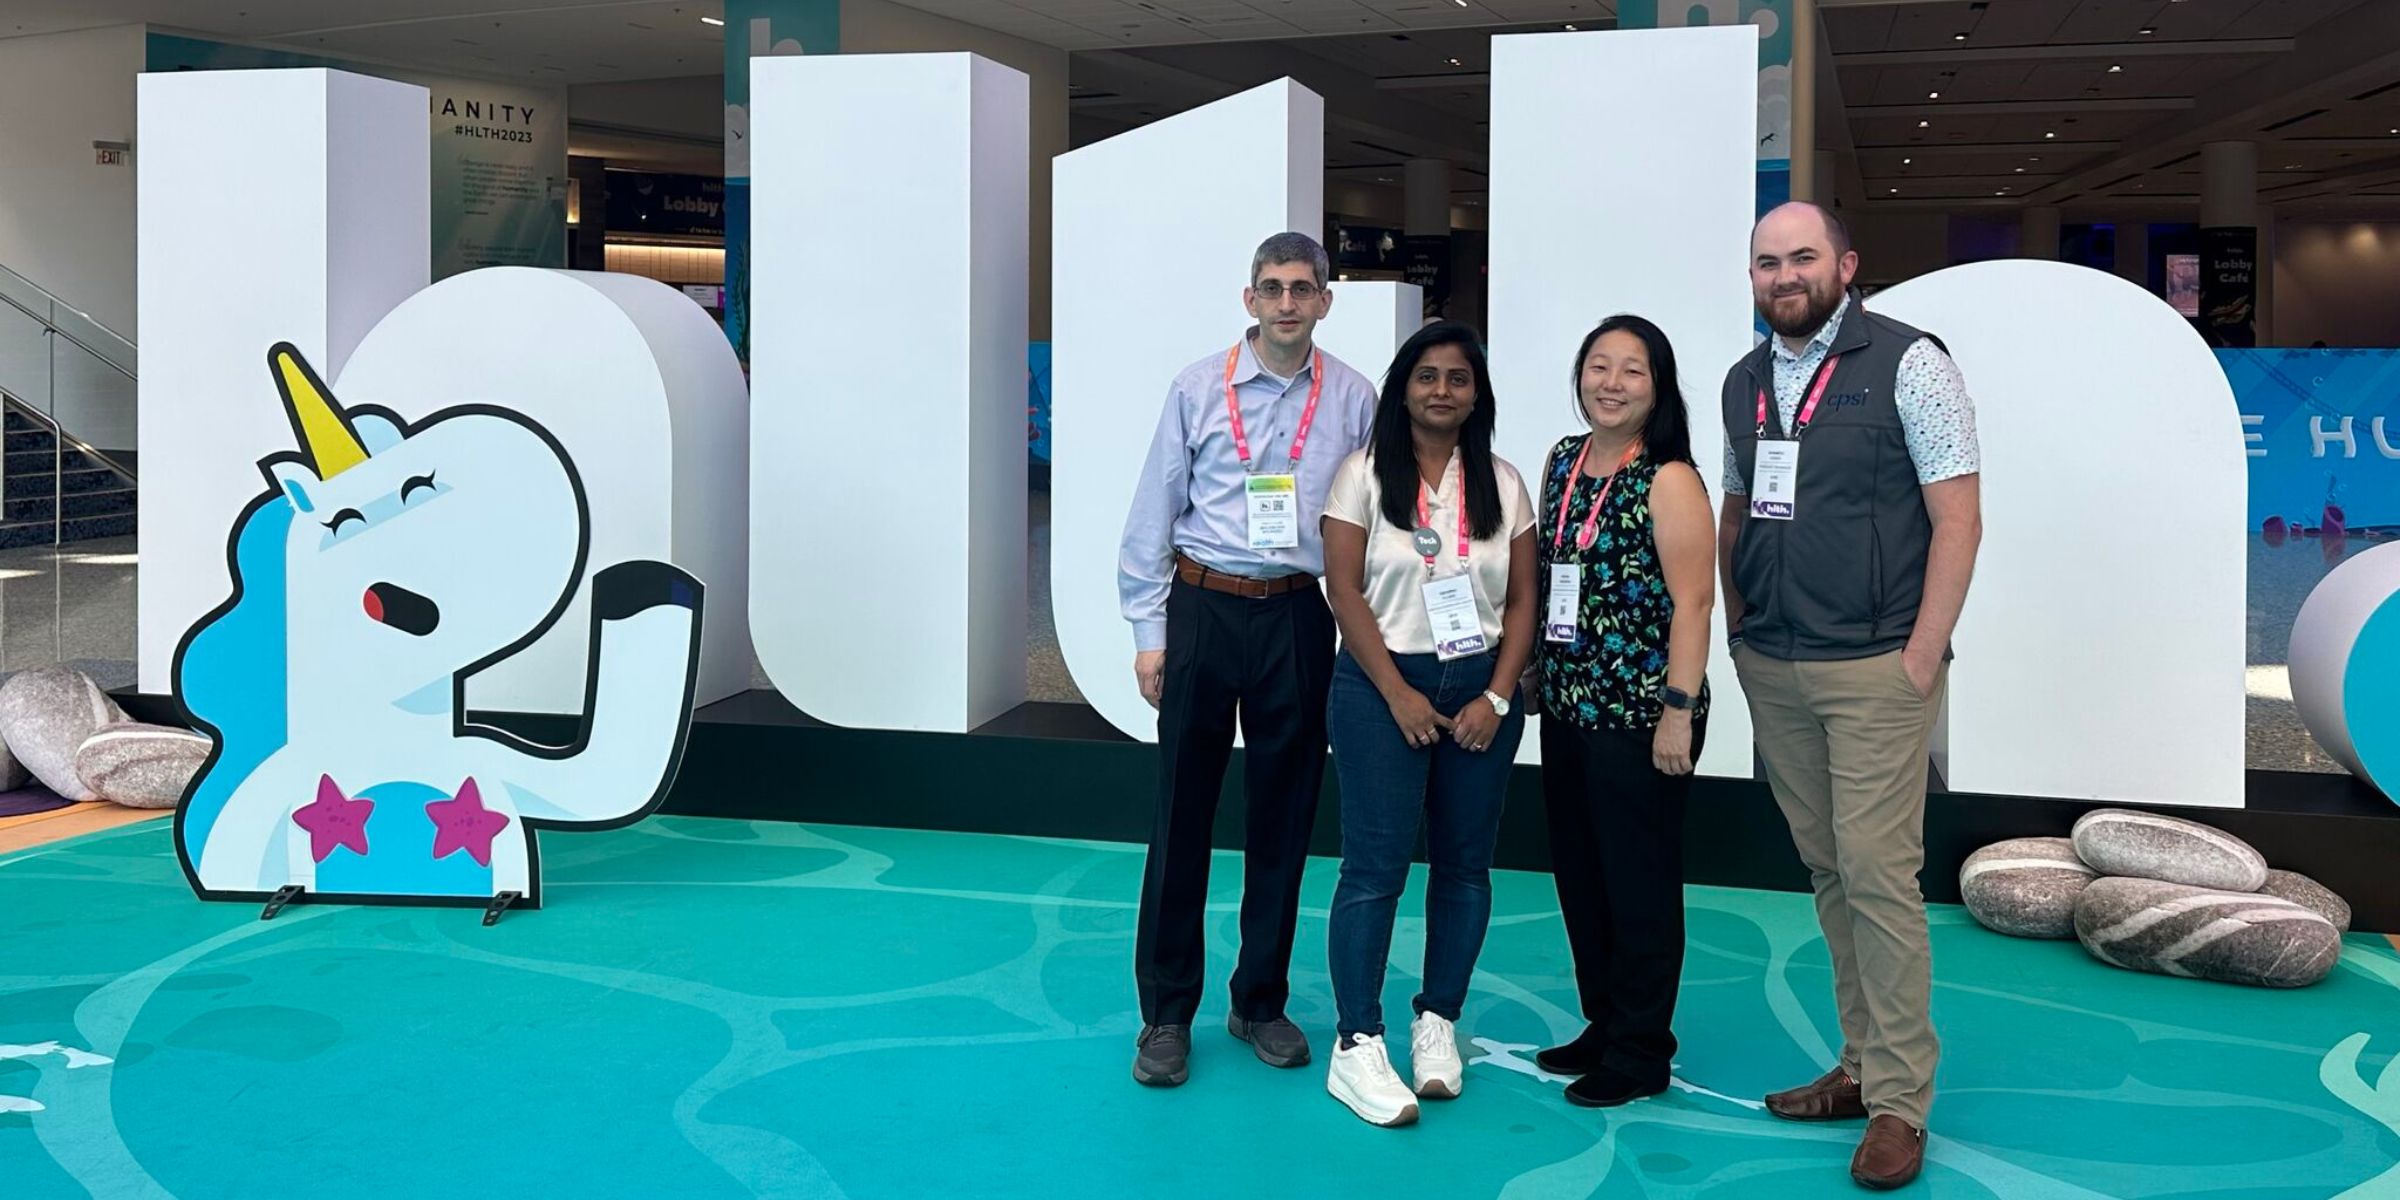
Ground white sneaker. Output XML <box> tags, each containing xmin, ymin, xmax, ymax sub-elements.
<box><xmin>1410</xmin><ymin>1011</ymin><xmax>1464</xmax><ymax>1099</ymax></box>
<box><xmin>1327</xmin><ymin>1034</ymin><xmax>1421</xmax><ymax>1127</ymax></box>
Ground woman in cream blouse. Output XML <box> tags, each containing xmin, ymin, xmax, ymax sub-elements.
<box><xmin>1316</xmin><ymin>320</ymin><xmax>1537</xmax><ymax>1127</ymax></box>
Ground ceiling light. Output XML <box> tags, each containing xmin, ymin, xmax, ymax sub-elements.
<box><xmin>1453</xmin><ymin>0</ymin><xmax>1468</xmax><ymax>6</ymax></box>
<box><xmin>2139</xmin><ymin>27</ymin><xmax>2155</xmax><ymax>35</ymax></box>
<box><xmin>2015</xmin><ymin>167</ymin><xmax>2025</xmax><ymax>172</ymax></box>
<box><xmin>1953</xmin><ymin>32</ymin><xmax>1968</xmax><ymax>41</ymax></box>
<box><xmin>1919</xmin><ymin>120</ymin><xmax>1931</xmax><ymax>128</ymax></box>
<box><xmin>2045</xmin><ymin>131</ymin><xmax>2057</xmax><ymax>139</ymax></box>
<box><xmin>700</xmin><ymin>15</ymin><xmax>724</xmax><ymax>25</ymax></box>
<box><xmin>1995</xmin><ymin>190</ymin><xmax>2006</xmax><ymax>196</ymax></box>
<box><xmin>2107</xmin><ymin>64</ymin><xmax>2123</xmax><ymax>73</ymax></box>
<box><xmin>1889</xmin><ymin>187</ymin><xmax>1899</xmax><ymax>194</ymax></box>
<box><xmin>2389</xmin><ymin>128</ymin><xmax>2398</xmax><ymax>135</ymax></box>
<box><xmin>1902</xmin><ymin>157</ymin><xmax>1913</xmax><ymax>165</ymax></box>
<box><xmin>1448</xmin><ymin>57</ymin><xmax>1462</xmax><ymax>66</ymax></box>
<box><xmin>1928</xmin><ymin>91</ymin><xmax>1940</xmax><ymax>99</ymax></box>
<box><xmin>1564</xmin><ymin>23</ymin><xmax>1577</xmax><ymax>30</ymax></box>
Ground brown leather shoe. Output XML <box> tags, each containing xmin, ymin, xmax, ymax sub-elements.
<box><xmin>1850</xmin><ymin>1115</ymin><xmax>1926</xmax><ymax>1190</ymax></box>
<box><xmin>1764</xmin><ymin>1065</ymin><xmax>1867</xmax><ymax>1122</ymax></box>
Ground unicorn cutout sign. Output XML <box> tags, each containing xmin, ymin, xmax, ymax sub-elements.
<box><xmin>171</xmin><ymin>343</ymin><xmax>707</xmax><ymax>910</ymax></box>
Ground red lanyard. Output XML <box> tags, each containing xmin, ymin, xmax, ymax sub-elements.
<box><xmin>1755</xmin><ymin>354</ymin><xmax>1842</xmax><ymax>440</ymax></box>
<box><xmin>1416</xmin><ymin>470</ymin><xmax>1471</xmax><ymax>572</ymax></box>
<box><xmin>1224</xmin><ymin>341</ymin><xmax>1324</xmax><ymax>473</ymax></box>
<box><xmin>1550</xmin><ymin>437</ymin><xmax>1643</xmax><ymax>553</ymax></box>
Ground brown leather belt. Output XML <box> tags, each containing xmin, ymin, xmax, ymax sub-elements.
<box><xmin>1174</xmin><ymin>553</ymin><xmax>1316</xmax><ymax>599</ymax></box>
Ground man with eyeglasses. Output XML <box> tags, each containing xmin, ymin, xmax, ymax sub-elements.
<box><xmin>1119</xmin><ymin>231</ymin><xmax>1378</xmax><ymax>1088</ymax></box>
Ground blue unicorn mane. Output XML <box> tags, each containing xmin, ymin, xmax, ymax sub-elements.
<box><xmin>177</xmin><ymin>497</ymin><xmax>293</xmax><ymax>857</ymax></box>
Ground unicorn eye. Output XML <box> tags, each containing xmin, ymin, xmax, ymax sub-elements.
<box><xmin>323</xmin><ymin>508</ymin><xmax>365</xmax><ymax>534</ymax></box>
<box><xmin>401</xmin><ymin>472</ymin><xmax>437</xmax><ymax>502</ymax></box>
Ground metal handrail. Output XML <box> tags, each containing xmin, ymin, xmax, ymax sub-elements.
<box><xmin>0</xmin><ymin>289</ymin><xmax>136</xmax><ymax>383</ymax></box>
<box><xmin>0</xmin><ymin>388</ymin><xmax>137</xmax><ymax>482</ymax></box>
<box><xmin>0</xmin><ymin>259</ymin><xmax>135</xmax><ymax>372</ymax></box>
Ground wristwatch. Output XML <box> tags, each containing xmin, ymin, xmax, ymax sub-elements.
<box><xmin>1483</xmin><ymin>690</ymin><xmax>1512</xmax><ymax>718</ymax></box>
<box><xmin>1660</xmin><ymin>686</ymin><xmax>1695</xmax><ymax>711</ymax></box>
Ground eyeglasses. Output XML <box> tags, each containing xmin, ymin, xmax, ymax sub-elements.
<box><xmin>1252</xmin><ymin>281</ymin><xmax>1324</xmax><ymax>302</ymax></box>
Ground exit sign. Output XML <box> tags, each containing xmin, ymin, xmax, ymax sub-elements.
<box><xmin>94</xmin><ymin>146</ymin><xmax>127</xmax><ymax>166</ymax></box>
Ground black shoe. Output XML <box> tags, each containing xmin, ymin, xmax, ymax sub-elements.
<box><xmin>1535</xmin><ymin>1026</ymin><xmax>1607</xmax><ymax>1077</ymax></box>
<box><xmin>1134</xmin><ymin>1024</ymin><xmax>1190</xmax><ymax>1087</ymax></box>
<box><xmin>1564</xmin><ymin>1066</ymin><xmax>1668</xmax><ymax>1109</ymax></box>
<box><xmin>1227</xmin><ymin>1013</ymin><xmax>1312</xmax><ymax>1068</ymax></box>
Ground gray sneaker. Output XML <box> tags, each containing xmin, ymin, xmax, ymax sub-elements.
<box><xmin>1228</xmin><ymin>1013</ymin><xmax>1312</xmax><ymax>1068</ymax></box>
<box><xmin>1134</xmin><ymin>1024</ymin><xmax>1190</xmax><ymax>1087</ymax></box>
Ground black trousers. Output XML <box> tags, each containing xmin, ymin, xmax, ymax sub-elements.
<box><xmin>1134</xmin><ymin>578</ymin><xmax>1335</xmax><ymax>1026</ymax></box>
<box><xmin>1538</xmin><ymin>713</ymin><xmax>1708</xmax><ymax>1086</ymax></box>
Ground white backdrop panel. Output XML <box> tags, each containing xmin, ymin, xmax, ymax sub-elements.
<box><xmin>138</xmin><ymin>69</ymin><xmax>430</xmax><ymax>692</ymax></box>
<box><xmin>1487</xmin><ymin>27</ymin><xmax>1760</xmax><ymax>773</ymax></box>
<box><xmin>334</xmin><ymin>267</ymin><xmax>753</xmax><ymax>713</ymax></box>
<box><xmin>1875</xmin><ymin>260</ymin><xmax>2246</xmax><ymax>806</ymax></box>
<box><xmin>1053</xmin><ymin>80</ymin><xmax>1325</xmax><ymax>742</ymax></box>
<box><xmin>750</xmin><ymin>53</ymin><xmax>1029</xmax><ymax>732</ymax></box>
<box><xmin>1312</xmin><ymin>280</ymin><xmax>1419</xmax><ymax>397</ymax></box>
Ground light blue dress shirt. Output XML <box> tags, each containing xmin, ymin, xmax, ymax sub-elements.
<box><xmin>1118</xmin><ymin>331</ymin><xmax>1379</xmax><ymax>651</ymax></box>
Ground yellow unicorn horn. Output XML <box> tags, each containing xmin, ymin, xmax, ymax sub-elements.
<box><xmin>268</xmin><ymin>343</ymin><xmax>368</xmax><ymax>479</ymax></box>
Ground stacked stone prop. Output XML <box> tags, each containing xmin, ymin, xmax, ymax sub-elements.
<box><xmin>0</xmin><ymin>666</ymin><xmax>208</xmax><ymax>811</ymax></box>
<box><xmin>1959</xmin><ymin>809</ymin><xmax>2350</xmax><ymax>988</ymax></box>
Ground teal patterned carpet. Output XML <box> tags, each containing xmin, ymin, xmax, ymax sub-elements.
<box><xmin>2</xmin><ymin>816</ymin><xmax>2397</xmax><ymax>1199</ymax></box>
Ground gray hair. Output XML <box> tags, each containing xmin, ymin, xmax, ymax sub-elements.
<box><xmin>1251</xmin><ymin>232</ymin><xmax>1331</xmax><ymax>287</ymax></box>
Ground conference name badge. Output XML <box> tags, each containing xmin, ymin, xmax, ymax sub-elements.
<box><xmin>1246</xmin><ymin>473</ymin><xmax>1300</xmax><ymax>549</ymax></box>
<box><xmin>1749</xmin><ymin>441</ymin><xmax>1800</xmax><ymax>521</ymax></box>
<box><xmin>1424</xmin><ymin>573</ymin><xmax>1488</xmax><ymax>662</ymax></box>
<box><xmin>1545</xmin><ymin>563</ymin><xmax>1581</xmax><ymax>644</ymax></box>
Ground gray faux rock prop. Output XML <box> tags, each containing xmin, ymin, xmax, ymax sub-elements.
<box><xmin>2070</xmin><ymin>808</ymin><xmax>2268</xmax><ymax>892</ymax></box>
<box><xmin>0</xmin><ymin>666</ymin><xmax>126</xmax><ymax>802</ymax></box>
<box><xmin>1959</xmin><ymin>837</ymin><xmax>2097</xmax><ymax>939</ymax></box>
<box><xmin>0</xmin><ymin>736</ymin><xmax>27</xmax><ymax>792</ymax></box>
<box><xmin>2073</xmin><ymin>877</ymin><xmax>2342</xmax><ymax>988</ymax></box>
<box><xmin>74</xmin><ymin>725</ymin><xmax>210</xmax><ymax>810</ymax></box>
<box><xmin>2259</xmin><ymin>869</ymin><xmax>2353</xmax><ymax>934</ymax></box>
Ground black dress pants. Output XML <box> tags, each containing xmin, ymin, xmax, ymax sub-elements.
<box><xmin>1133</xmin><ymin>578</ymin><xmax>1335</xmax><ymax>1026</ymax></box>
<box><xmin>1538</xmin><ymin>714</ymin><xmax>1708</xmax><ymax>1086</ymax></box>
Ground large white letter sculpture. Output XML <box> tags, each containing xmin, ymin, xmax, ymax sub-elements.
<box><xmin>137</xmin><ymin>69</ymin><xmax>754</xmax><ymax>715</ymax></box>
<box><xmin>2291</xmin><ymin>542</ymin><xmax>2400</xmax><ymax>801</ymax></box>
<box><xmin>1486</xmin><ymin>27</ymin><xmax>1760</xmax><ymax>774</ymax></box>
<box><xmin>750</xmin><ymin>52</ymin><xmax>1030</xmax><ymax>732</ymax></box>
<box><xmin>1874</xmin><ymin>261</ymin><xmax>2247</xmax><ymax>807</ymax></box>
<box><xmin>1051</xmin><ymin>79</ymin><xmax>1326</xmax><ymax>743</ymax></box>
<box><xmin>138</xmin><ymin>69</ymin><xmax>429</xmax><ymax>695</ymax></box>
<box><xmin>138</xmin><ymin>35</ymin><xmax>2257</xmax><ymax>809</ymax></box>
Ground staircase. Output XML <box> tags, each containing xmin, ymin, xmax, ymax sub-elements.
<box><xmin>0</xmin><ymin>400</ymin><xmax>136</xmax><ymax>550</ymax></box>
<box><xmin>0</xmin><ymin>261</ymin><xmax>138</xmax><ymax>550</ymax></box>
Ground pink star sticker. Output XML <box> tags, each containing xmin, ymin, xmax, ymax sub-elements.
<box><xmin>291</xmin><ymin>775</ymin><xmax>374</xmax><ymax>862</ymax></box>
<box><xmin>425</xmin><ymin>778</ymin><xmax>511</xmax><ymax>868</ymax></box>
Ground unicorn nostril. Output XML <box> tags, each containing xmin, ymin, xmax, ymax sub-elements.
<box><xmin>364</xmin><ymin>583</ymin><xmax>439</xmax><ymax>636</ymax></box>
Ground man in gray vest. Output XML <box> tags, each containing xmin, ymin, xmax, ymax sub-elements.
<box><xmin>1719</xmin><ymin>202</ymin><xmax>1983</xmax><ymax>1191</ymax></box>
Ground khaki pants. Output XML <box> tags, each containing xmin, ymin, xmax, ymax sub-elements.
<box><xmin>1732</xmin><ymin>643</ymin><xmax>1944</xmax><ymax>1127</ymax></box>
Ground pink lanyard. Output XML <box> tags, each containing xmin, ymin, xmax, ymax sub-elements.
<box><xmin>1550</xmin><ymin>437</ymin><xmax>1643</xmax><ymax>553</ymax></box>
<box><xmin>1756</xmin><ymin>354</ymin><xmax>1843</xmax><ymax>440</ymax></box>
<box><xmin>1416</xmin><ymin>473</ymin><xmax>1471</xmax><ymax>573</ymax></box>
<box><xmin>1224</xmin><ymin>342</ymin><xmax>1324</xmax><ymax>472</ymax></box>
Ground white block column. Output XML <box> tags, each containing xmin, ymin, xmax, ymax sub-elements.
<box><xmin>1488</xmin><ymin>27</ymin><xmax>1758</xmax><ymax>775</ymax></box>
<box><xmin>750</xmin><ymin>52</ymin><xmax>1030</xmax><ymax>731</ymax></box>
<box><xmin>137</xmin><ymin>69</ymin><xmax>430</xmax><ymax>691</ymax></box>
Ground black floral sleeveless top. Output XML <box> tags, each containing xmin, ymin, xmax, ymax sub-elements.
<box><xmin>1535</xmin><ymin>435</ymin><xmax>1710</xmax><ymax>731</ymax></box>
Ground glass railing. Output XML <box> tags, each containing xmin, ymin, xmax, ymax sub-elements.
<box><xmin>0</xmin><ymin>261</ymin><xmax>137</xmax><ymax>554</ymax></box>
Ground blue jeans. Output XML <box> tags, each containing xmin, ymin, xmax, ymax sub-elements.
<box><xmin>1326</xmin><ymin>647</ymin><xmax>1526</xmax><ymax>1039</ymax></box>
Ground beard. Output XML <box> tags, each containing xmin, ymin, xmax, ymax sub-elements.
<box><xmin>1759</xmin><ymin>280</ymin><xmax>1843</xmax><ymax>339</ymax></box>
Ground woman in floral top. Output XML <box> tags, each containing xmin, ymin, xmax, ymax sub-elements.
<box><xmin>1531</xmin><ymin>313</ymin><xmax>1717</xmax><ymax>1109</ymax></box>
